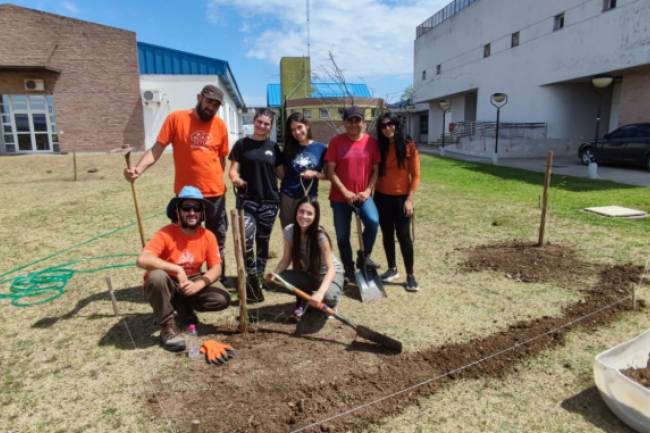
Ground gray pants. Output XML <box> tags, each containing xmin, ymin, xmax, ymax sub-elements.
<box><xmin>279</xmin><ymin>193</ymin><xmax>302</xmax><ymax>229</ymax></box>
<box><xmin>144</xmin><ymin>269</ymin><xmax>230</xmax><ymax>324</ymax></box>
<box><xmin>278</xmin><ymin>269</ymin><xmax>343</xmax><ymax>307</ymax></box>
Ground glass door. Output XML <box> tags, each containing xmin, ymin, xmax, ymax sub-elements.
<box><xmin>1</xmin><ymin>95</ymin><xmax>59</xmax><ymax>153</ymax></box>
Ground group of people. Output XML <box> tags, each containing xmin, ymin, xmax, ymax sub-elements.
<box><xmin>124</xmin><ymin>85</ymin><xmax>420</xmax><ymax>353</ymax></box>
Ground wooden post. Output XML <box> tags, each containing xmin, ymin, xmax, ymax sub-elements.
<box><xmin>190</xmin><ymin>419</ymin><xmax>200</xmax><ymax>433</ymax></box>
<box><xmin>105</xmin><ymin>276</ymin><xmax>120</xmax><ymax>316</ymax></box>
<box><xmin>73</xmin><ymin>150</ymin><xmax>78</xmax><ymax>181</ymax></box>
<box><xmin>230</xmin><ymin>209</ymin><xmax>248</xmax><ymax>332</ymax></box>
<box><xmin>631</xmin><ymin>285</ymin><xmax>637</xmax><ymax>310</ymax></box>
<box><xmin>537</xmin><ymin>151</ymin><xmax>553</xmax><ymax>247</ymax></box>
<box><xmin>124</xmin><ymin>151</ymin><xmax>146</xmax><ymax>247</ymax></box>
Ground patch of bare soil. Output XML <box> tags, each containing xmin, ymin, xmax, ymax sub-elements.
<box><xmin>148</xmin><ymin>243</ymin><xmax>642</xmax><ymax>433</ymax></box>
<box><xmin>622</xmin><ymin>356</ymin><xmax>650</xmax><ymax>388</ymax></box>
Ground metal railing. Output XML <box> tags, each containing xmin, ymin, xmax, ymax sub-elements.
<box><xmin>416</xmin><ymin>0</ymin><xmax>481</xmax><ymax>39</ymax></box>
<box><xmin>450</xmin><ymin>121</ymin><xmax>548</xmax><ymax>140</ymax></box>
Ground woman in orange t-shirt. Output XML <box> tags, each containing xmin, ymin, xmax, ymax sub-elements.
<box><xmin>375</xmin><ymin>113</ymin><xmax>421</xmax><ymax>292</ymax></box>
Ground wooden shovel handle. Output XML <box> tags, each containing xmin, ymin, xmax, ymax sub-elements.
<box><xmin>355</xmin><ymin>212</ymin><xmax>364</xmax><ymax>254</ymax></box>
<box><xmin>269</xmin><ymin>272</ymin><xmax>334</xmax><ymax>316</ymax></box>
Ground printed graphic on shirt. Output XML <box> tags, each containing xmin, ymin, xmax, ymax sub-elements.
<box><xmin>292</xmin><ymin>152</ymin><xmax>318</xmax><ymax>172</ymax></box>
<box><xmin>190</xmin><ymin>131</ymin><xmax>213</xmax><ymax>149</ymax></box>
<box><xmin>177</xmin><ymin>249</ymin><xmax>195</xmax><ymax>274</ymax></box>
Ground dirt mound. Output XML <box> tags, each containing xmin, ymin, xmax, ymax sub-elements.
<box><xmin>622</xmin><ymin>356</ymin><xmax>650</xmax><ymax>388</ymax></box>
<box><xmin>462</xmin><ymin>241</ymin><xmax>593</xmax><ymax>287</ymax></box>
<box><xmin>147</xmin><ymin>244</ymin><xmax>642</xmax><ymax>433</ymax></box>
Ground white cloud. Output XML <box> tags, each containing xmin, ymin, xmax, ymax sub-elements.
<box><xmin>206</xmin><ymin>0</ymin><xmax>447</xmax><ymax>80</ymax></box>
<box><xmin>61</xmin><ymin>0</ymin><xmax>78</xmax><ymax>14</ymax></box>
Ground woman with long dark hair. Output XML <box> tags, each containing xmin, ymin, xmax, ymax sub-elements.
<box><xmin>375</xmin><ymin>112</ymin><xmax>421</xmax><ymax>291</ymax></box>
<box><xmin>268</xmin><ymin>196</ymin><xmax>344</xmax><ymax>321</ymax></box>
<box><xmin>228</xmin><ymin>108</ymin><xmax>284</xmax><ymax>303</ymax></box>
<box><xmin>279</xmin><ymin>112</ymin><xmax>328</xmax><ymax>228</ymax></box>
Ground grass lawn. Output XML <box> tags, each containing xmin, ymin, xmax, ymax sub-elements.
<box><xmin>1</xmin><ymin>153</ymin><xmax>649</xmax><ymax>433</ymax></box>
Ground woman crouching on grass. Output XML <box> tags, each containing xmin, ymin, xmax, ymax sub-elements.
<box><xmin>267</xmin><ymin>196</ymin><xmax>344</xmax><ymax>322</ymax></box>
<box><xmin>375</xmin><ymin>112</ymin><xmax>421</xmax><ymax>292</ymax></box>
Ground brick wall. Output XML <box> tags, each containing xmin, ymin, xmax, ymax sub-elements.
<box><xmin>0</xmin><ymin>4</ymin><xmax>144</xmax><ymax>152</ymax></box>
<box><xmin>619</xmin><ymin>67</ymin><xmax>650</xmax><ymax>126</ymax></box>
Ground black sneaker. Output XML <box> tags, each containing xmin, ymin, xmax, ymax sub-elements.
<box><xmin>405</xmin><ymin>274</ymin><xmax>420</xmax><ymax>292</ymax></box>
<box><xmin>344</xmin><ymin>270</ymin><xmax>356</xmax><ymax>286</ymax></box>
<box><xmin>380</xmin><ymin>268</ymin><xmax>400</xmax><ymax>282</ymax></box>
<box><xmin>356</xmin><ymin>255</ymin><xmax>380</xmax><ymax>270</ymax></box>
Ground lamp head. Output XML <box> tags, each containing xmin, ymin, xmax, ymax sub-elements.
<box><xmin>438</xmin><ymin>99</ymin><xmax>450</xmax><ymax>112</ymax></box>
<box><xmin>592</xmin><ymin>75</ymin><xmax>613</xmax><ymax>89</ymax></box>
<box><xmin>490</xmin><ymin>92</ymin><xmax>508</xmax><ymax>108</ymax></box>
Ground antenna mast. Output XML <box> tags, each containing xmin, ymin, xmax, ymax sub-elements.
<box><xmin>306</xmin><ymin>0</ymin><xmax>311</xmax><ymax>58</ymax></box>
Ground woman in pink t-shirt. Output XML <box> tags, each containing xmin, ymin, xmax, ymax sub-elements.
<box><xmin>324</xmin><ymin>106</ymin><xmax>381</xmax><ymax>283</ymax></box>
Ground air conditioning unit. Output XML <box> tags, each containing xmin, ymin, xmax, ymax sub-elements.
<box><xmin>24</xmin><ymin>79</ymin><xmax>45</xmax><ymax>92</ymax></box>
<box><xmin>142</xmin><ymin>90</ymin><xmax>162</xmax><ymax>104</ymax></box>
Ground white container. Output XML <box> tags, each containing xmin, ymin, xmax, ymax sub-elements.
<box><xmin>593</xmin><ymin>329</ymin><xmax>650</xmax><ymax>433</ymax></box>
<box><xmin>588</xmin><ymin>162</ymin><xmax>599</xmax><ymax>179</ymax></box>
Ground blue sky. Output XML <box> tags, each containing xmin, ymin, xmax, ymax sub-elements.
<box><xmin>7</xmin><ymin>0</ymin><xmax>448</xmax><ymax>106</ymax></box>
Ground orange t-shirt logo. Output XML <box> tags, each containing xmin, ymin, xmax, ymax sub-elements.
<box><xmin>190</xmin><ymin>131</ymin><xmax>213</xmax><ymax>149</ymax></box>
<box><xmin>177</xmin><ymin>249</ymin><xmax>195</xmax><ymax>274</ymax></box>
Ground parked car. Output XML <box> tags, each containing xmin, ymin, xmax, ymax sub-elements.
<box><xmin>578</xmin><ymin>123</ymin><xmax>650</xmax><ymax>170</ymax></box>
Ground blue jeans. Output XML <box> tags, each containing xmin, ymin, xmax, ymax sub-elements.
<box><xmin>331</xmin><ymin>198</ymin><xmax>379</xmax><ymax>275</ymax></box>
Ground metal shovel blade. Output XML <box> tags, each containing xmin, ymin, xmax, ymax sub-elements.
<box><xmin>354</xmin><ymin>265</ymin><xmax>386</xmax><ymax>302</ymax></box>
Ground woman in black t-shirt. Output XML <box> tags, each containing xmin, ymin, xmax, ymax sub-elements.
<box><xmin>228</xmin><ymin>108</ymin><xmax>284</xmax><ymax>303</ymax></box>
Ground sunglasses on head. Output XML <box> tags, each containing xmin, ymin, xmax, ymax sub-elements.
<box><xmin>180</xmin><ymin>204</ymin><xmax>202</xmax><ymax>212</ymax></box>
<box><xmin>380</xmin><ymin>121</ymin><xmax>395</xmax><ymax>129</ymax></box>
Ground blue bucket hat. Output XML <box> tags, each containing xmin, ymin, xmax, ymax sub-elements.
<box><xmin>166</xmin><ymin>185</ymin><xmax>214</xmax><ymax>221</ymax></box>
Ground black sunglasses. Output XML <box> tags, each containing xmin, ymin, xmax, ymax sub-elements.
<box><xmin>380</xmin><ymin>121</ymin><xmax>395</xmax><ymax>129</ymax></box>
<box><xmin>180</xmin><ymin>204</ymin><xmax>202</xmax><ymax>212</ymax></box>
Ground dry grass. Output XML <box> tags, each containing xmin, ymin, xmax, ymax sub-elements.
<box><xmin>1</xmin><ymin>153</ymin><xmax>649</xmax><ymax>432</ymax></box>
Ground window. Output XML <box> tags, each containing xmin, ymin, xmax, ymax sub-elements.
<box><xmin>553</xmin><ymin>13</ymin><xmax>565</xmax><ymax>31</ymax></box>
<box><xmin>421</xmin><ymin>70</ymin><xmax>426</xmax><ymax>81</ymax></box>
<box><xmin>302</xmin><ymin>108</ymin><xmax>312</xmax><ymax>119</ymax></box>
<box><xmin>370</xmin><ymin>108</ymin><xmax>377</xmax><ymax>118</ymax></box>
<box><xmin>483</xmin><ymin>43</ymin><xmax>491</xmax><ymax>58</ymax></box>
<box><xmin>419</xmin><ymin>113</ymin><xmax>428</xmax><ymax>134</ymax></box>
<box><xmin>0</xmin><ymin>94</ymin><xmax>58</xmax><ymax>153</ymax></box>
<box><xmin>603</xmin><ymin>0</ymin><xmax>616</xmax><ymax>11</ymax></box>
<box><xmin>511</xmin><ymin>31</ymin><xmax>520</xmax><ymax>48</ymax></box>
<box><xmin>436</xmin><ymin>64</ymin><xmax>441</xmax><ymax>75</ymax></box>
<box><xmin>319</xmin><ymin>108</ymin><xmax>329</xmax><ymax>119</ymax></box>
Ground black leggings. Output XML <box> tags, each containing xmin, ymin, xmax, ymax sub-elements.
<box><xmin>375</xmin><ymin>191</ymin><xmax>414</xmax><ymax>275</ymax></box>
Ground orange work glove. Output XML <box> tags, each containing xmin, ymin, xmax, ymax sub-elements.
<box><xmin>200</xmin><ymin>339</ymin><xmax>235</xmax><ymax>365</ymax></box>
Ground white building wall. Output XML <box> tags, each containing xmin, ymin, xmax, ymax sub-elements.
<box><xmin>140</xmin><ymin>75</ymin><xmax>242</xmax><ymax>149</ymax></box>
<box><xmin>414</xmin><ymin>0</ymin><xmax>650</xmax><ymax>144</ymax></box>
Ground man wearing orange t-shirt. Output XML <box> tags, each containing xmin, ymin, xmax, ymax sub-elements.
<box><xmin>137</xmin><ymin>186</ymin><xmax>230</xmax><ymax>352</ymax></box>
<box><xmin>125</xmin><ymin>85</ymin><xmax>230</xmax><ymax>280</ymax></box>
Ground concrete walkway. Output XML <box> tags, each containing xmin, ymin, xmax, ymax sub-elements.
<box><xmin>420</xmin><ymin>147</ymin><xmax>650</xmax><ymax>187</ymax></box>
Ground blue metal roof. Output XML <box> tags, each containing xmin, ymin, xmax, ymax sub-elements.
<box><xmin>137</xmin><ymin>42</ymin><xmax>245</xmax><ymax>109</ymax></box>
<box><xmin>266</xmin><ymin>82</ymin><xmax>373</xmax><ymax>108</ymax></box>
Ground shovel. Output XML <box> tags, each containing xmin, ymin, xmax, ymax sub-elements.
<box><xmin>269</xmin><ymin>272</ymin><xmax>402</xmax><ymax>352</ymax></box>
<box><xmin>354</xmin><ymin>210</ymin><xmax>386</xmax><ymax>302</ymax></box>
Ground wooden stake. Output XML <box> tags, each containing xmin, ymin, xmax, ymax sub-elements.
<box><xmin>230</xmin><ymin>209</ymin><xmax>248</xmax><ymax>332</ymax></box>
<box><xmin>105</xmin><ymin>276</ymin><xmax>120</xmax><ymax>316</ymax></box>
<box><xmin>124</xmin><ymin>151</ymin><xmax>146</xmax><ymax>247</ymax></box>
<box><xmin>537</xmin><ymin>151</ymin><xmax>553</xmax><ymax>247</ymax></box>
<box><xmin>632</xmin><ymin>285</ymin><xmax>637</xmax><ymax>310</ymax></box>
<box><xmin>190</xmin><ymin>419</ymin><xmax>200</xmax><ymax>433</ymax></box>
<box><xmin>73</xmin><ymin>150</ymin><xmax>78</xmax><ymax>181</ymax></box>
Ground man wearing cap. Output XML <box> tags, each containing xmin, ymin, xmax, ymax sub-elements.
<box><xmin>125</xmin><ymin>85</ymin><xmax>231</xmax><ymax>281</ymax></box>
<box><xmin>137</xmin><ymin>185</ymin><xmax>232</xmax><ymax>354</ymax></box>
<box><xmin>325</xmin><ymin>106</ymin><xmax>381</xmax><ymax>283</ymax></box>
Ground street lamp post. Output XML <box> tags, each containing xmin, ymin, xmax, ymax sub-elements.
<box><xmin>490</xmin><ymin>93</ymin><xmax>508</xmax><ymax>164</ymax></box>
<box><xmin>590</xmin><ymin>75</ymin><xmax>614</xmax><ymax>177</ymax></box>
<box><xmin>438</xmin><ymin>99</ymin><xmax>450</xmax><ymax>156</ymax></box>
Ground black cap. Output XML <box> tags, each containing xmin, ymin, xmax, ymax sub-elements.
<box><xmin>200</xmin><ymin>85</ymin><xmax>224</xmax><ymax>103</ymax></box>
<box><xmin>343</xmin><ymin>106</ymin><xmax>364</xmax><ymax>120</ymax></box>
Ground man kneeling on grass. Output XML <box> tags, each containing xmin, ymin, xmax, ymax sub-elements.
<box><xmin>137</xmin><ymin>185</ymin><xmax>234</xmax><ymax>362</ymax></box>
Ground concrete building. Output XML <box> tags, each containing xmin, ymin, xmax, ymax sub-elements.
<box><xmin>138</xmin><ymin>42</ymin><xmax>245</xmax><ymax>148</ymax></box>
<box><xmin>0</xmin><ymin>4</ymin><xmax>143</xmax><ymax>153</ymax></box>
<box><xmin>413</xmin><ymin>0</ymin><xmax>650</xmax><ymax>157</ymax></box>
<box><xmin>268</xmin><ymin>57</ymin><xmax>383</xmax><ymax>143</ymax></box>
